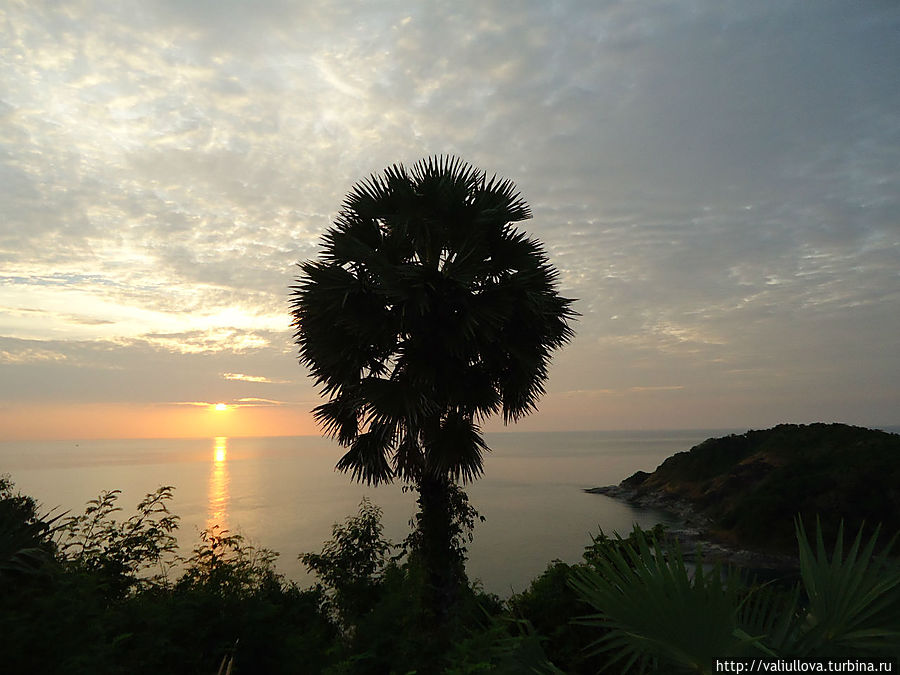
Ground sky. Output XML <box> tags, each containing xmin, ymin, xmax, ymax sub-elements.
<box><xmin>1</xmin><ymin>1</ymin><xmax>898</xmax><ymax>440</ymax></box>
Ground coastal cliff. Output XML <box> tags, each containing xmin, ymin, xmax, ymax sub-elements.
<box><xmin>589</xmin><ymin>423</ymin><xmax>900</xmax><ymax>557</ymax></box>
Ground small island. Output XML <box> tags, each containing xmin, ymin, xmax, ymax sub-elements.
<box><xmin>588</xmin><ymin>423</ymin><xmax>900</xmax><ymax>566</ymax></box>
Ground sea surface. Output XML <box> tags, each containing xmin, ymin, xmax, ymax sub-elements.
<box><xmin>1</xmin><ymin>429</ymin><xmax>736</xmax><ymax>595</ymax></box>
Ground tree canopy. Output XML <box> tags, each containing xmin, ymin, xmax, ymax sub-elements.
<box><xmin>290</xmin><ymin>156</ymin><xmax>576</xmax><ymax>487</ymax></box>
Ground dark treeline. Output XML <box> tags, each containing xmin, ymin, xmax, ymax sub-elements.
<box><xmin>3</xmin><ymin>475</ymin><xmax>899</xmax><ymax>674</ymax></box>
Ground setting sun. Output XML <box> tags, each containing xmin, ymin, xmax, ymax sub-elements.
<box><xmin>214</xmin><ymin>403</ymin><xmax>228</xmax><ymax>412</ymax></box>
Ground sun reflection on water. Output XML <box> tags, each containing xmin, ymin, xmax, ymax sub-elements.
<box><xmin>207</xmin><ymin>436</ymin><xmax>230</xmax><ymax>531</ymax></box>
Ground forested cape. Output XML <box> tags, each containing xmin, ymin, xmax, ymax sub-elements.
<box><xmin>617</xmin><ymin>423</ymin><xmax>900</xmax><ymax>550</ymax></box>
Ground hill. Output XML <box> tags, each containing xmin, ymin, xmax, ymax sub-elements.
<box><xmin>592</xmin><ymin>423</ymin><xmax>900</xmax><ymax>553</ymax></box>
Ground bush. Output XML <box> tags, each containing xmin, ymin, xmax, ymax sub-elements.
<box><xmin>58</xmin><ymin>486</ymin><xmax>179</xmax><ymax>596</ymax></box>
<box><xmin>300</xmin><ymin>497</ymin><xmax>394</xmax><ymax>629</ymax></box>
<box><xmin>0</xmin><ymin>474</ymin><xmax>62</xmax><ymax>579</ymax></box>
<box><xmin>1</xmin><ymin>480</ymin><xmax>338</xmax><ymax>674</ymax></box>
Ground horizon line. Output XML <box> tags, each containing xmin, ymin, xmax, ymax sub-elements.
<box><xmin>3</xmin><ymin>421</ymin><xmax>898</xmax><ymax>444</ymax></box>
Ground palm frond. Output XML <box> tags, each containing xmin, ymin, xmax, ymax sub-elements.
<box><xmin>478</xmin><ymin>173</ymin><xmax>532</xmax><ymax>222</ymax></box>
<box><xmin>736</xmin><ymin>580</ymin><xmax>801</xmax><ymax>656</ymax></box>
<box><xmin>794</xmin><ymin>518</ymin><xmax>900</xmax><ymax>656</ymax></box>
<box><xmin>312</xmin><ymin>392</ymin><xmax>361</xmax><ymax>446</ymax></box>
<box><xmin>342</xmin><ymin>167</ymin><xmax>407</xmax><ymax>221</ymax></box>
<box><xmin>392</xmin><ymin>430</ymin><xmax>424</xmax><ymax>482</ymax></box>
<box><xmin>569</xmin><ymin>527</ymin><xmax>767</xmax><ymax>673</ymax></box>
<box><xmin>425</xmin><ymin>412</ymin><xmax>488</xmax><ymax>484</ymax></box>
<box><xmin>335</xmin><ymin>423</ymin><xmax>395</xmax><ymax>486</ymax></box>
<box><xmin>321</xmin><ymin>216</ymin><xmax>382</xmax><ymax>266</ymax></box>
<box><xmin>358</xmin><ymin>376</ymin><xmax>436</xmax><ymax>430</ymax></box>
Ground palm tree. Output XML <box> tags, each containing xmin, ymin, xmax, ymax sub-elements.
<box><xmin>290</xmin><ymin>155</ymin><xmax>576</xmax><ymax>624</ymax></box>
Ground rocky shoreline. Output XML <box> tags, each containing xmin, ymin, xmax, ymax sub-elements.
<box><xmin>584</xmin><ymin>424</ymin><xmax>900</xmax><ymax>576</ymax></box>
<box><xmin>586</xmin><ymin>483</ymin><xmax>799</xmax><ymax>573</ymax></box>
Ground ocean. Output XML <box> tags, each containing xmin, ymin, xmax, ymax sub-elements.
<box><xmin>1</xmin><ymin>429</ymin><xmax>733</xmax><ymax>595</ymax></box>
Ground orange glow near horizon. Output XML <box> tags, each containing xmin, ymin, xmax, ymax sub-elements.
<box><xmin>0</xmin><ymin>402</ymin><xmax>320</xmax><ymax>440</ymax></box>
<box><xmin>0</xmin><ymin>393</ymin><xmax>712</xmax><ymax>441</ymax></box>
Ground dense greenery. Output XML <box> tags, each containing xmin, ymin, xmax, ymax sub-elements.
<box><xmin>3</xmin><ymin>473</ymin><xmax>898</xmax><ymax>673</ymax></box>
<box><xmin>624</xmin><ymin>423</ymin><xmax>900</xmax><ymax>550</ymax></box>
<box><xmin>0</xmin><ymin>476</ymin><xmax>334</xmax><ymax>674</ymax></box>
<box><xmin>289</xmin><ymin>156</ymin><xmax>576</xmax><ymax>626</ymax></box>
<box><xmin>570</xmin><ymin>520</ymin><xmax>900</xmax><ymax>672</ymax></box>
<box><xmin>0</xmin><ymin>477</ymin><xmax>554</xmax><ymax>673</ymax></box>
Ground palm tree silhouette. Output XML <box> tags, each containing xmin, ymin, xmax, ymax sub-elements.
<box><xmin>291</xmin><ymin>155</ymin><xmax>575</xmax><ymax>624</ymax></box>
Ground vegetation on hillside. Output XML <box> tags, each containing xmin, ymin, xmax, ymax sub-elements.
<box><xmin>621</xmin><ymin>423</ymin><xmax>900</xmax><ymax>551</ymax></box>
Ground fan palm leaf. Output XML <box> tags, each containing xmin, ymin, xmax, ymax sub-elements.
<box><xmin>794</xmin><ymin>518</ymin><xmax>900</xmax><ymax>657</ymax></box>
<box><xmin>569</xmin><ymin>527</ymin><xmax>770</xmax><ymax>674</ymax></box>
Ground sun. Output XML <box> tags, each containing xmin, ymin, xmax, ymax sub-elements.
<box><xmin>214</xmin><ymin>403</ymin><xmax>228</xmax><ymax>412</ymax></box>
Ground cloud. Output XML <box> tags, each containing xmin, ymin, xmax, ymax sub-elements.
<box><xmin>1</xmin><ymin>1</ymin><xmax>898</xmax><ymax>429</ymax></box>
<box><xmin>163</xmin><ymin>397</ymin><xmax>288</xmax><ymax>408</ymax></box>
<box><xmin>628</xmin><ymin>386</ymin><xmax>685</xmax><ymax>393</ymax></box>
<box><xmin>138</xmin><ymin>329</ymin><xmax>273</xmax><ymax>355</ymax></box>
<box><xmin>0</xmin><ymin>345</ymin><xmax>67</xmax><ymax>365</ymax></box>
<box><xmin>235</xmin><ymin>397</ymin><xmax>286</xmax><ymax>407</ymax></box>
<box><xmin>222</xmin><ymin>372</ymin><xmax>290</xmax><ymax>384</ymax></box>
<box><xmin>0</xmin><ymin>334</ymin><xmax>315</xmax><ymax>407</ymax></box>
<box><xmin>558</xmin><ymin>385</ymin><xmax>684</xmax><ymax>397</ymax></box>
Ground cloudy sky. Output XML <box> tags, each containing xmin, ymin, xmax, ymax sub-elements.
<box><xmin>2</xmin><ymin>1</ymin><xmax>898</xmax><ymax>440</ymax></box>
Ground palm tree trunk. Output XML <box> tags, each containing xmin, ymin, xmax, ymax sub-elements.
<box><xmin>416</xmin><ymin>473</ymin><xmax>463</xmax><ymax>628</ymax></box>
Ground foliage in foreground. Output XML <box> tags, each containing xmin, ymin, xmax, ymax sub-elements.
<box><xmin>569</xmin><ymin>520</ymin><xmax>900</xmax><ymax>673</ymax></box>
<box><xmin>296</xmin><ymin>492</ymin><xmax>556</xmax><ymax>673</ymax></box>
<box><xmin>1</xmin><ymin>477</ymin><xmax>333</xmax><ymax>674</ymax></box>
<box><xmin>3</xmin><ymin>474</ymin><xmax>900</xmax><ymax>674</ymax></box>
<box><xmin>0</xmin><ymin>478</ymin><xmax>546</xmax><ymax>673</ymax></box>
